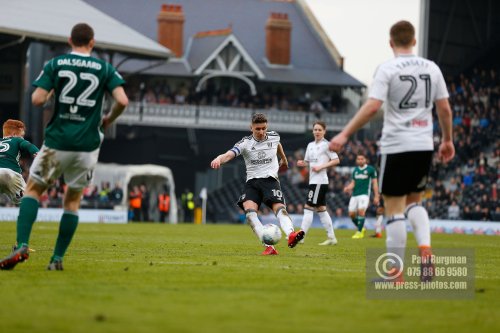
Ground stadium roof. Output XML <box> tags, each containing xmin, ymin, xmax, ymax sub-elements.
<box><xmin>83</xmin><ymin>0</ymin><xmax>364</xmax><ymax>87</ymax></box>
<box><xmin>0</xmin><ymin>0</ymin><xmax>172</xmax><ymax>60</ymax></box>
<box><xmin>424</xmin><ymin>0</ymin><xmax>500</xmax><ymax>75</ymax></box>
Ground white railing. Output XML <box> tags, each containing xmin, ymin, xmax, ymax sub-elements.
<box><xmin>116</xmin><ymin>103</ymin><xmax>354</xmax><ymax>133</ymax></box>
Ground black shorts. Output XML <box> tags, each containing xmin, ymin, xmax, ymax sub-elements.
<box><xmin>237</xmin><ymin>177</ymin><xmax>285</xmax><ymax>210</ymax></box>
<box><xmin>305</xmin><ymin>184</ymin><xmax>328</xmax><ymax>207</ymax></box>
<box><xmin>379</xmin><ymin>151</ymin><xmax>433</xmax><ymax>196</ymax></box>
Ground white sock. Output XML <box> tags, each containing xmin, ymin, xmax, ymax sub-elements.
<box><xmin>375</xmin><ymin>214</ymin><xmax>384</xmax><ymax>233</ymax></box>
<box><xmin>300</xmin><ymin>208</ymin><xmax>314</xmax><ymax>234</ymax></box>
<box><xmin>318</xmin><ymin>210</ymin><xmax>336</xmax><ymax>239</ymax></box>
<box><xmin>276</xmin><ymin>208</ymin><xmax>294</xmax><ymax>237</ymax></box>
<box><xmin>245</xmin><ymin>210</ymin><xmax>264</xmax><ymax>241</ymax></box>
<box><xmin>385</xmin><ymin>215</ymin><xmax>407</xmax><ymax>271</ymax></box>
<box><xmin>406</xmin><ymin>203</ymin><xmax>431</xmax><ymax>247</ymax></box>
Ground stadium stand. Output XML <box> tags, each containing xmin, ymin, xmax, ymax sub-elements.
<box><xmin>3</xmin><ymin>68</ymin><xmax>497</xmax><ymax>223</ymax></box>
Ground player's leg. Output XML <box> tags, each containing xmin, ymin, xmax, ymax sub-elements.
<box><xmin>48</xmin><ymin>188</ymin><xmax>82</xmax><ymax>270</ymax></box>
<box><xmin>405</xmin><ymin>192</ymin><xmax>430</xmax><ymax>247</ymax></box>
<box><xmin>260</xmin><ymin>177</ymin><xmax>295</xmax><ymax>238</ymax></box>
<box><xmin>0</xmin><ymin>153</ymin><xmax>54</xmax><ymax>269</ymax></box>
<box><xmin>238</xmin><ymin>180</ymin><xmax>272</xmax><ymax>254</ymax></box>
<box><xmin>371</xmin><ymin>204</ymin><xmax>384</xmax><ymax>238</ymax></box>
<box><xmin>348</xmin><ymin>196</ymin><xmax>359</xmax><ymax>236</ymax></box>
<box><xmin>355</xmin><ymin>195</ymin><xmax>370</xmax><ymax>238</ymax></box>
<box><xmin>376</xmin><ymin>152</ymin><xmax>420</xmax><ymax>281</ymax></box>
<box><xmin>242</xmin><ymin>197</ymin><xmax>278</xmax><ymax>255</ymax></box>
<box><xmin>13</xmin><ymin>146</ymin><xmax>58</xmax><ymax>247</ymax></box>
<box><xmin>242</xmin><ymin>200</ymin><xmax>264</xmax><ymax>240</ymax></box>
<box><xmin>383</xmin><ymin>195</ymin><xmax>407</xmax><ymax>279</ymax></box>
<box><xmin>0</xmin><ymin>179</ymin><xmax>47</xmax><ymax>270</ymax></box>
<box><xmin>311</xmin><ymin>184</ymin><xmax>336</xmax><ymax>244</ymax></box>
<box><xmin>272</xmin><ymin>203</ymin><xmax>304</xmax><ymax>248</ymax></box>
<box><xmin>263</xmin><ymin>177</ymin><xmax>304</xmax><ymax>248</ymax></box>
<box><xmin>300</xmin><ymin>185</ymin><xmax>318</xmax><ymax>236</ymax></box>
<box><xmin>317</xmin><ymin>205</ymin><xmax>337</xmax><ymax>245</ymax></box>
<box><xmin>239</xmin><ymin>182</ymin><xmax>264</xmax><ymax>240</ymax></box>
<box><xmin>2</xmin><ymin>169</ymin><xmax>26</xmax><ymax>205</ymax></box>
<box><xmin>356</xmin><ymin>208</ymin><xmax>367</xmax><ymax>237</ymax></box>
<box><xmin>47</xmin><ymin>149</ymin><xmax>98</xmax><ymax>270</ymax></box>
<box><xmin>300</xmin><ymin>205</ymin><xmax>315</xmax><ymax>243</ymax></box>
<box><xmin>16</xmin><ymin>179</ymin><xmax>47</xmax><ymax>247</ymax></box>
<box><xmin>406</xmin><ymin>191</ymin><xmax>434</xmax><ymax>281</ymax></box>
<box><xmin>402</xmin><ymin>151</ymin><xmax>434</xmax><ymax>281</ymax></box>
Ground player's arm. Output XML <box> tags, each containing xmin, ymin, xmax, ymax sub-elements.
<box><xmin>103</xmin><ymin>86</ymin><xmax>129</xmax><ymax>129</ymax></box>
<box><xmin>329</xmin><ymin>98</ymin><xmax>383</xmax><ymax>152</ymax></box>
<box><xmin>277</xmin><ymin>143</ymin><xmax>288</xmax><ymax>169</ymax></box>
<box><xmin>311</xmin><ymin>158</ymin><xmax>340</xmax><ymax>172</ymax></box>
<box><xmin>435</xmin><ymin>98</ymin><xmax>455</xmax><ymax>163</ymax></box>
<box><xmin>211</xmin><ymin>151</ymin><xmax>236</xmax><ymax>169</ymax></box>
<box><xmin>31</xmin><ymin>88</ymin><xmax>53</xmax><ymax>106</ymax></box>
<box><xmin>20</xmin><ymin>140</ymin><xmax>39</xmax><ymax>157</ymax></box>
<box><xmin>343</xmin><ymin>180</ymin><xmax>355</xmax><ymax>193</ymax></box>
<box><xmin>372</xmin><ymin>178</ymin><xmax>380</xmax><ymax>205</ymax></box>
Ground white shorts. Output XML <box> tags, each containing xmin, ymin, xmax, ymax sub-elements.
<box><xmin>30</xmin><ymin>145</ymin><xmax>99</xmax><ymax>190</ymax></box>
<box><xmin>0</xmin><ymin>168</ymin><xmax>26</xmax><ymax>204</ymax></box>
<box><xmin>348</xmin><ymin>195</ymin><xmax>369</xmax><ymax>212</ymax></box>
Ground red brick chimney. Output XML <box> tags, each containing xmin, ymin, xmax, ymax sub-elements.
<box><xmin>266</xmin><ymin>12</ymin><xmax>292</xmax><ymax>65</ymax></box>
<box><xmin>157</xmin><ymin>4</ymin><xmax>185</xmax><ymax>58</ymax></box>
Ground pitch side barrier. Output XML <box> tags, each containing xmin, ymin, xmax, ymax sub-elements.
<box><xmin>260</xmin><ymin>214</ymin><xmax>500</xmax><ymax>236</ymax></box>
<box><xmin>0</xmin><ymin>208</ymin><xmax>127</xmax><ymax>224</ymax></box>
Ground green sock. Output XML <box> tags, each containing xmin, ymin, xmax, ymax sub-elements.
<box><xmin>52</xmin><ymin>212</ymin><xmax>79</xmax><ymax>261</ymax></box>
<box><xmin>351</xmin><ymin>216</ymin><xmax>358</xmax><ymax>229</ymax></box>
<box><xmin>357</xmin><ymin>216</ymin><xmax>366</xmax><ymax>231</ymax></box>
<box><xmin>16</xmin><ymin>197</ymin><xmax>40</xmax><ymax>247</ymax></box>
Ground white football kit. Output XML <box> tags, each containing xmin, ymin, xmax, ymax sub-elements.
<box><xmin>369</xmin><ymin>54</ymin><xmax>449</xmax><ymax>154</ymax></box>
<box><xmin>304</xmin><ymin>139</ymin><xmax>339</xmax><ymax>185</ymax></box>
<box><xmin>0</xmin><ymin>168</ymin><xmax>26</xmax><ymax>204</ymax></box>
<box><xmin>231</xmin><ymin>131</ymin><xmax>280</xmax><ymax>182</ymax></box>
<box><xmin>30</xmin><ymin>145</ymin><xmax>99</xmax><ymax>190</ymax></box>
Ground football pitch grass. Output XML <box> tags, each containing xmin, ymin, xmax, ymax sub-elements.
<box><xmin>0</xmin><ymin>222</ymin><xmax>498</xmax><ymax>333</ymax></box>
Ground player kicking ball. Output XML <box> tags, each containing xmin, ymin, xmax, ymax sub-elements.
<box><xmin>210</xmin><ymin>113</ymin><xmax>304</xmax><ymax>255</ymax></box>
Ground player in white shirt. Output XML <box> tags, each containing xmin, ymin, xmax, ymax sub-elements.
<box><xmin>297</xmin><ymin>121</ymin><xmax>340</xmax><ymax>245</ymax></box>
<box><xmin>330</xmin><ymin>21</ymin><xmax>454</xmax><ymax>282</ymax></box>
<box><xmin>210</xmin><ymin>113</ymin><xmax>305</xmax><ymax>255</ymax></box>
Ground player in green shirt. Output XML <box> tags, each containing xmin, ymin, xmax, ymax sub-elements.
<box><xmin>0</xmin><ymin>120</ymin><xmax>39</xmax><ymax>204</ymax></box>
<box><xmin>343</xmin><ymin>154</ymin><xmax>379</xmax><ymax>239</ymax></box>
<box><xmin>0</xmin><ymin>23</ymin><xmax>129</xmax><ymax>271</ymax></box>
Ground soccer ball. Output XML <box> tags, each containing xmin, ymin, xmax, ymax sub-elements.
<box><xmin>261</xmin><ymin>224</ymin><xmax>282</xmax><ymax>245</ymax></box>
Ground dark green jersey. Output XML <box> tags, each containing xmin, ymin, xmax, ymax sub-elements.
<box><xmin>352</xmin><ymin>165</ymin><xmax>377</xmax><ymax>196</ymax></box>
<box><xmin>0</xmin><ymin>136</ymin><xmax>39</xmax><ymax>174</ymax></box>
<box><xmin>33</xmin><ymin>53</ymin><xmax>125</xmax><ymax>151</ymax></box>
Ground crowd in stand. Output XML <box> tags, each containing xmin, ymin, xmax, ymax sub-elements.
<box><xmin>125</xmin><ymin>78</ymin><xmax>345</xmax><ymax>113</ymax></box>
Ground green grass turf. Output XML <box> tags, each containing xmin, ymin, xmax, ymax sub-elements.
<box><xmin>0</xmin><ymin>222</ymin><xmax>498</xmax><ymax>333</ymax></box>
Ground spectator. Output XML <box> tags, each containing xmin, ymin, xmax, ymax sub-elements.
<box><xmin>140</xmin><ymin>184</ymin><xmax>150</xmax><ymax>222</ymax></box>
<box><xmin>181</xmin><ymin>188</ymin><xmax>195</xmax><ymax>223</ymax></box>
<box><xmin>99</xmin><ymin>181</ymin><xmax>111</xmax><ymax>203</ymax></box>
<box><xmin>157</xmin><ymin>188</ymin><xmax>170</xmax><ymax>223</ymax></box>
<box><xmin>109</xmin><ymin>182</ymin><xmax>124</xmax><ymax>204</ymax></box>
<box><xmin>447</xmin><ymin>201</ymin><xmax>460</xmax><ymax>220</ymax></box>
<box><xmin>129</xmin><ymin>185</ymin><xmax>142</xmax><ymax>222</ymax></box>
